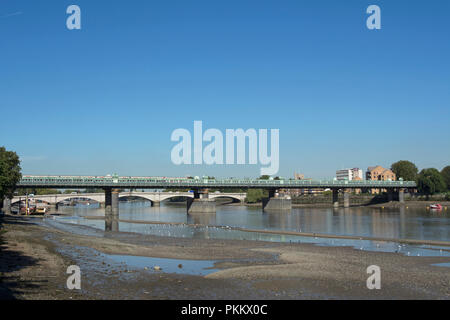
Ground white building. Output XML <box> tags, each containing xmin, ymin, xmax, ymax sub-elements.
<box><xmin>336</xmin><ymin>168</ymin><xmax>363</xmax><ymax>181</ymax></box>
<box><xmin>336</xmin><ymin>169</ymin><xmax>352</xmax><ymax>181</ymax></box>
<box><xmin>351</xmin><ymin>168</ymin><xmax>363</xmax><ymax>180</ymax></box>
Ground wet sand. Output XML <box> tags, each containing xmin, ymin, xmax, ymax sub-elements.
<box><xmin>0</xmin><ymin>215</ymin><xmax>449</xmax><ymax>300</ymax></box>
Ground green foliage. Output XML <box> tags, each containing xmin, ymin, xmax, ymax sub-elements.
<box><xmin>441</xmin><ymin>166</ymin><xmax>450</xmax><ymax>191</ymax></box>
<box><xmin>417</xmin><ymin>168</ymin><xmax>446</xmax><ymax>195</ymax></box>
<box><xmin>0</xmin><ymin>147</ymin><xmax>22</xmax><ymax>200</ymax></box>
<box><xmin>84</xmin><ymin>188</ymin><xmax>105</xmax><ymax>193</ymax></box>
<box><xmin>391</xmin><ymin>160</ymin><xmax>418</xmax><ymax>181</ymax></box>
<box><xmin>259</xmin><ymin>175</ymin><xmax>270</xmax><ymax>180</ymax></box>
<box><xmin>245</xmin><ymin>189</ymin><xmax>268</xmax><ymax>203</ymax></box>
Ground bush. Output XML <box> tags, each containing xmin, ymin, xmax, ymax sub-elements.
<box><xmin>245</xmin><ymin>189</ymin><xmax>268</xmax><ymax>203</ymax></box>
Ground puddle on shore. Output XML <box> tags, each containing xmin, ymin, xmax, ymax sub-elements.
<box><xmin>105</xmin><ymin>254</ymin><xmax>218</xmax><ymax>275</ymax></box>
<box><xmin>431</xmin><ymin>262</ymin><xmax>450</xmax><ymax>268</ymax></box>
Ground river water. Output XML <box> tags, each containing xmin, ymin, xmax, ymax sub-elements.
<box><xmin>49</xmin><ymin>201</ymin><xmax>450</xmax><ymax>258</ymax></box>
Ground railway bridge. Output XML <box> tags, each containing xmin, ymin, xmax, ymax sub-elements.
<box><xmin>3</xmin><ymin>175</ymin><xmax>416</xmax><ymax>215</ymax></box>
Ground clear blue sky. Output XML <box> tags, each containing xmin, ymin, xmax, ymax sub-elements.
<box><xmin>1</xmin><ymin>0</ymin><xmax>449</xmax><ymax>178</ymax></box>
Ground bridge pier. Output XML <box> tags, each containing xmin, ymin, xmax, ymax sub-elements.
<box><xmin>399</xmin><ymin>188</ymin><xmax>405</xmax><ymax>203</ymax></box>
<box><xmin>152</xmin><ymin>201</ymin><xmax>161</xmax><ymax>207</ymax></box>
<box><xmin>105</xmin><ymin>188</ymin><xmax>120</xmax><ymax>217</ymax></box>
<box><xmin>105</xmin><ymin>216</ymin><xmax>119</xmax><ymax>232</ymax></box>
<box><xmin>387</xmin><ymin>188</ymin><xmax>394</xmax><ymax>202</ymax></box>
<box><xmin>104</xmin><ymin>188</ymin><xmax>112</xmax><ymax>216</ymax></box>
<box><xmin>343</xmin><ymin>190</ymin><xmax>350</xmax><ymax>208</ymax></box>
<box><xmin>112</xmin><ymin>189</ymin><xmax>119</xmax><ymax>217</ymax></box>
<box><xmin>187</xmin><ymin>189</ymin><xmax>216</xmax><ymax>214</ymax></box>
<box><xmin>262</xmin><ymin>189</ymin><xmax>292</xmax><ymax>212</ymax></box>
<box><xmin>2</xmin><ymin>198</ymin><xmax>11</xmax><ymax>214</ymax></box>
<box><xmin>332</xmin><ymin>189</ymin><xmax>339</xmax><ymax>208</ymax></box>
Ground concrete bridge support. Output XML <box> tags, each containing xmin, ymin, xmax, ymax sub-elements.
<box><xmin>332</xmin><ymin>189</ymin><xmax>339</xmax><ymax>208</ymax></box>
<box><xmin>104</xmin><ymin>188</ymin><xmax>112</xmax><ymax>216</ymax></box>
<box><xmin>262</xmin><ymin>189</ymin><xmax>292</xmax><ymax>212</ymax></box>
<box><xmin>2</xmin><ymin>198</ymin><xmax>11</xmax><ymax>214</ymax></box>
<box><xmin>112</xmin><ymin>189</ymin><xmax>119</xmax><ymax>217</ymax></box>
<box><xmin>152</xmin><ymin>201</ymin><xmax>161</xmax><ymax>207</ymax></box>
<box><xmin>105</xmin><ymin>216</ymin><xmax>119</xmax><ymax>232</ymax></box>
<box><xmin>187</xmin><ymin>189</ymin><xmax>216</xmax><ymax>214</ymax></box>
<box><xmin>399</xmin><ymin>189</ymin><xmax>405</xmax><ymax>203</ymax></box>
<box><xmin>343</xmin><ymin>190</ymin><xmax>350</xmax><ymax>208</ymax></box>
<box><xmin>387</xmin><ymin>189</ymin><xmax>394</xmax><ymax>202</ymax></box>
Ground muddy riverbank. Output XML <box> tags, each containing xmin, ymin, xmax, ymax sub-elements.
<box><xmin>0</xmin><ymin>214</ymin><xmax>449</xmax><ymax>299</ymax></box>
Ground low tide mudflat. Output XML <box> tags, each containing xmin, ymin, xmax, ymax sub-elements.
<box><xmin>0</xmin><ymin>215</ymin><xmax>449</xmax><ymax>300</ymax></box>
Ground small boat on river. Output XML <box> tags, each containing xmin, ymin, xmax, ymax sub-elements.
<box><xmin>430</xmin><ymin>204</ymin><xmax>442</xmax><ymax>210</ymax></box>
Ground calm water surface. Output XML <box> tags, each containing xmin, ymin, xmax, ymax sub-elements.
<box><xmin>49</xmin><ymin>202</ymin><xmax>450</xmax><ymax>258</ymax></box>
<box><xmin>56</xmin><ymin>202</ymin><xmax>450</xmax><ymax>241</ymax></box>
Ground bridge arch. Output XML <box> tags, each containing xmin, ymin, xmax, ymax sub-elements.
<box><xmin>54</xmin><ymin>195</ymin><xmax>103</xmax><ymax>204</ymax></box>
<box><xmin>157</xmin><ymin>194</ymin><xmax>194</xmax><ymax>202</ymax></box>
<box><xmin>118</xmin><ymin>195</ymin><xmax>154</xmax><ymax>205</ymax></box>
<box><xmin>208</xmin><ymin>194</ymin><xmax>244</xmax><ymax>203</ymax></box>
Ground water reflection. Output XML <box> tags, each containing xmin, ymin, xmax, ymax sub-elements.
<box><xmin>105</xmin><ymin>254</ymin><xmax>218</xmax><ymax>275</ymax></box>
<box><xmin>56</xmin><ymin>201</ymin><xmax>450</xmax><ymax>242</ymax></box>
<box><xmin>105</xmin><ymin>216</ymin><xmax>119</xmax><ymax>232</ymax></box>
<box><xmin>47</xmin><ymin>216</ymin><xmax>450</xmax><ymax>258</ymax></box>
<box><xmin>188</xmin><ymin>212</ymin><xmax>216</xmax><ymax>225</ymax></box>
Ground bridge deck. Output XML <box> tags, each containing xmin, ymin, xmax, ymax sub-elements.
<box><xmin>17</xmin><ymin>175</ymin><xmax>416</xmax><ymax>189</ymax></box>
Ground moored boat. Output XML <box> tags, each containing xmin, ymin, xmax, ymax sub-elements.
<box><xmin>430</xmin><ymin>204</ymin><xmax>442</xmax><ymax>210</ymax></box>
<box><xmin>34</xmin><ymin>207</ymin><xmax>48</xmax><ymax>214</ymax></box>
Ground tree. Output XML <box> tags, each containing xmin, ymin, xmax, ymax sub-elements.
<box><xmin>245</xmin><ymin>189</ymin><xmax>268</xmax><ymax>203</ymax></box>
<box><xmin>0</xmin><ymin>147</ymin><xmax>22</xmax><ymax>201</ymax></box>
<box><xmin>259</xmin><ymin>175</ymin><xmax>270</xmax><ymax>180</ymax></box>
<box><xmin>441</xmin><ymin>166</ymin><xmax>450</xmax><ymax>191</ymax></box>
<box><xmin>391</xmin><ymin>160</ymin><xmax>418</xmax><ymax>181</ymax></box>
<box><xmin>417</xmin><ymin>168</ymin><xmax>446</xmax><ymax>196</ymax></box>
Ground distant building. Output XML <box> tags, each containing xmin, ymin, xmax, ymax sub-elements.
<box><xmin>366</xmin><ymin>165</ymin><xmax>396</xmax><ymax>194</ymax></box>
<box><xmin>283</xmin><ymin>172</ymin><xmax>323</xmax><ymax>196</ymax></box>
<box><xmin>294</xmin><ymin>172</ymin><xmax>305</xmax><ymax>180</ymax></box>
<box><xmin>366</xmin><ymin>166</ymin><xmax>396</xmax><ymax>181</ymax></box>
<box><xmin>352</xmin><ymin>168</ymin><xmax>364</xmax><ymax>180</ymax></box>
<box><xmin>336</xmin><ymin>169</ymin><xmax>351</xmax><ymax>180</ymax></box>
<box><xmin>336</xmin><ymin>168</ymin><xmax>363</xmax><ymax>181</ymax></box>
